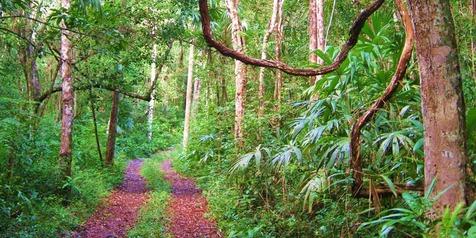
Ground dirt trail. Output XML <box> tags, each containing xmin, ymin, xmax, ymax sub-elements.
<box><xmin>72</xmin><ymin>159</ymin><xmax>149</xmax><ymax>238</ymax></box>
<box><xmin>161</xmin><ymin>159</ymin><xmax>222</xmax><ymax>238</ymax></box>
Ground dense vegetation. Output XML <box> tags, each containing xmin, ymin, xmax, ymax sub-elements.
<box><xmin>0</xmin><ymin>0</ymin><xmax>475</xmax><ymax>237</ymax></box>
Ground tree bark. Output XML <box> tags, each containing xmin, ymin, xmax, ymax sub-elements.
<box><xmin>258</xmin><ymin>0</ymin><xmax>281</xmax><ymax>118</ymax></box>
<box><xmin>192</xmin><ymin>77</ymin><xmax>201</xmax><ymax>115</ymax></box>
<box><xmin>198</xmin><ymin>0</ymin><xmax>384</xmax><ymax>76</ymax></box>
<box><xmin>408</xmin><ymin>0</ymin><xmax>467</xmax><ymax>217</ymax></box>
<box><xmin>273</xmin><ymin>0</ymin><xmax>285</xmax><ymax>107</ymax></box>
<box><xmin>147</xmin><ymin>42</ymin><xmax>158</xmax><ymax>141</ymax></box>
<box><xmin>105</xmin><ymin>90</ymin><xmax>120</xmax><ymax>167</ymax></box>
<box><xmin>350</xmin><ymin>0</ymin><xmax>414</xmax><ymax>196</ymax></box>
<box><xmin>59</xmin><ymin>0</ymin><xmax>74</xmax><ymax>182</ymax></box>
<box><xmin>472</xmin><ymin>0</ymin><xmax>476</xmax><ymax>83</ymax></box>
<box><xmin>225</xmin><ymin>0</ymin><xmax>248</xmax><ymax>149</ymax></box>
<box><xmin>88</xmin><ymin>89</ymin><xmax>103</xmax><ymax>162</ymax></box>
<box><xmin>182</xmin><ymin>44</ymin><xmax>194</xmax><ymax>150</ymax></box>
<box><xmin>309</xmin><ymin>0</ymin><xmax>325</xmax><ymax>85</ymax></box>
<box><xmin>273</xmin><ymin>0</ymin><xmax>285</xmax><ymax>133</ymax></box>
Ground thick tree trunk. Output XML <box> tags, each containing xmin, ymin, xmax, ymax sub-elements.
<box><xmin>308</xmin><ymin>0</ymin><xmax>325</xmax><ymax>85</ymax></box>
<box><xmin>105</xmin><ymin>90</ymin><xmax>120</xmax><ymax>167</ymax></box>
<box><xmin>225</xmin><ymin>0</ymin><xmax>247</xmax><ymax>148</ymax></box>
<box><xmin>182</xmin><ymin>44</ymin><xmax>194</xmax><ymax>150</ymax></box>
<box><xmin>408</xmin><ymin>0</ymin><xmax>467</xmax><ymax>217</ymax></box>
<box><xmin>59</xmin><ymin>0</ymin><xmax>74</xmax><ymax>182</ymax></box>
<box><xmin>147</xmin><ymin>43</ymin><xmax>158</xmax><ymax>141</ymax></box>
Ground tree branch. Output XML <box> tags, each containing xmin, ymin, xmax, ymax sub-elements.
<box><xmin>35</xmin><ymin>82</ymin><xmax>150</xmax><ymax>106</ymax></box>
<box><xmin>350</xmin><ymin>0</ymin><xmax>414</xmax><ymax>196</ymax></box>
<box><xmin>198</xmin><ymin>0</ymin><xmax>385</xmax><ymax>76</ymax></box>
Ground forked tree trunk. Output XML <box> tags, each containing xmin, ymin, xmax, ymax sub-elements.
<box><xmin>147</xmin><ymin>42</ymin><xmax>158</xmax><ymax>141</ymax></box>
<box><xmin>182</xmin><ymin>44</ymin><xmax>195</xmax><ymax>150</ymax></box>
<box><xmin>225</xmin><ymin>0</ymin><xmax>248</xmax><ymax>149</ymax></box>
<box><xmin>308</xmin><ymin>0</ymin><xmax>325</xmax><ymax>85</ymax></box>
<box><xmin>408</xmin><ymin>0</ymin><xmax>467</xmax><ymax>217</ymax></box>
<box><xmin>59</xmin><ymin>0</ymin><xmax>74</xmax><ymax>182</ymax></box>
<box><xmin>105</xmin><ymin>90</ymin><xmax>120</xmax><ymax>167</ymax></box>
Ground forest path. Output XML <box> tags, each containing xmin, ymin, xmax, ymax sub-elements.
<box><xmin>161</xmin><ymin>159</ymin><xmax>222</xmax><ymax>238</ymax></box>
<box><xmin>72</xmin><ymin>159</ymin><xmax>149</xmax><ymax>238</ymax></box>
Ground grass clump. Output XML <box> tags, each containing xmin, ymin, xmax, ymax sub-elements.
<box><xmin>128</xmin><ymin>151</ymin><xmax>171</xmax><ymax>238</ymax></box>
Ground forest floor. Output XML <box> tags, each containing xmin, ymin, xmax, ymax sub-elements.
<box><xmin>71</xmin><ymin>158</ymin><xmax>221</xmax><ymax>238</ymax></box>
<box><xmin>72</xmin><ymin>159</ymin><xmax>149</xmax><ymax>238</ymax></box>
<box><xmin>161</xmin><ymin>159</ymin><xmax>222</xmax><ymax>238</ymax></box>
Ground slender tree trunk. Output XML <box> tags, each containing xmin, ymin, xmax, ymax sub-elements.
<box><xmin>308</xmin><ymin>0</ymin><xmax>325</xmax><ymax>85</ymax></box>
<box><xmin>273</xmin><ymin>0</ymin><xmax>285</xmax><ymax>107</ymax></box>
<box><xmin>225</xmin><ymin>0</ymin><xmax>247</xmax><ymax>148</ymax></box>
<box><xmin>220</xmin><ymin>57</ymin><xmax>228</xmax><ymax>105</ymax></box>
<box><xmin>105</xmin><ymin>90</ymin><xmax>120</xmax><ymax>167</ymax></box>
<box><xmin>182</xmin><ymin>44</ymin><xmax>194</xmax><ymax>150</ymax></box>
<box><xmin>408</xmin><ymin>0</ymin><xmax>467</xmax><ymax>217</ymax></box>
<box><xmin>258</xmin><ymin>0</ymin><xmax>281</xmax><ymax>118</ymax></box>
<box><xmin>472</xmin><ymin>0</ymin><xmax>476</xmax><ymax>83</ymax></box>
<box><xmin>59</xmin><ymin>0</ymin><xmax>74</xmax><ymax>183</ymax></box>
<box><xmin>27</xmin><ymin>37</ymin><xmax>41</xmax><ymax>99</ymax></box>
<box><xmin>272</xmin><ymin>0</ymin><xmax>285</xmax><ymax>134</ymax></box>
<box><xmin>18</xmin><ymin>6</ymin><xmax>41</xmax><ymax>100</ymax></box>
<box><xmin>147</xmin><ymin>42</ymin><xmax>158</xmax><ymax>141</ymax></box>
<box><xmin>192</xmin><ymin>78</ymin><xmax>201</xmax><ymax>115</ymax></box>
<box><xmin>89</xmin><ymin>89</ymin><xmax>103</xmax><ymax>162</ymax></box>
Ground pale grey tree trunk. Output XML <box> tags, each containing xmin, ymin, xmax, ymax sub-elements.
<box><xmin>225</xmin><ymin>0</ymin><xmax>247</xmax><ymax>149</ymax></box>
<box><xmin>147</xmin><ymin>43</ymin><xmax>158</xmax><ymax>141</ymax></box>
<box><xmin>59</xmin><ymin>0</ymin><xmax>74</xmax><ymax>182</ymax></box>
<box><xmin>258</xmin><ymin>0</ymin><xmax>281</xmax><ymax>118</ymax></box>
<box><xmin>182</xmin><ymin>44</ymin><xmax>195</xmax><ymax>150</ymax></box>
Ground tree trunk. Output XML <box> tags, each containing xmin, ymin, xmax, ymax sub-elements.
<box><xmin>308</xmin><ymin>0</ymin><xmax>325</xmax><ymax>85</ymax></box>
<box><xmin>225</xmin><ymin>0</ymin><xmax>247</xmax><ymax>149</ymax></box>
<box><xmin>147</xmin><ymin>43</ymin><xmax>158</xmax><ymax>141</ymax></box>
<box><xmin>182</xmin><ymin>44</ymin><xmax>194</xmax><ymax>150</ymax></box>
<box><xmin>350</xmin><ymin>0</ymin><xmax>414</xmax><ymax>196</ymax></box>
<box><xmin>472</xmin><ymin>0</ymin><xmax>476</xmax><ymax>83</ymax></box>
<box><xmin>28</xmin><ymin>18</ymin><xmax>41</xmax><ymax>100</ymax></box>
<box><xmin>192</xmin><ymin>77</ymin><xmax>201</xmax><ymax>115</ymax></box>
<box><xmin>408</xmin><ymin>0</ymin><xmax>467</xmax><ymax>217</ymax></box>
<box><xmin>105</xmin><ymin>90</ymin><xmax>120</xmax><ymax>167</ymax></box>
<box><xmin>89</xmin><ymin>89</ymin><xmax>103</xmax><ymax>162</ymax></box>
<box><xmin>59</xmin><ymin>0</ymin><xmax>74</xmax><ymax>183</ymax></box>
<box><xmin>273</xmin><ymin>0</ymin><xmax>285</xmax><ymax>134</ymax></box>
<box><xmin>273</xmin><ymin>0</ymin><xmax>285</xmax><ymax>106</ymax></box>
<box><xmin>258</xmin><ymin>0</ymin><xmax>281</xmax><ymax>118</ymax></box>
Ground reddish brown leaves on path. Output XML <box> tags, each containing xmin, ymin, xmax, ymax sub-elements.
<box><xmin>73</xmin><ymin>159</ymin><xmax>149</xmax><ymax>238</ymax></box>
<box><xmin>161</xmin><ymin>159</ymin><xmax>222</xmax><ymax>238</ymax></box>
